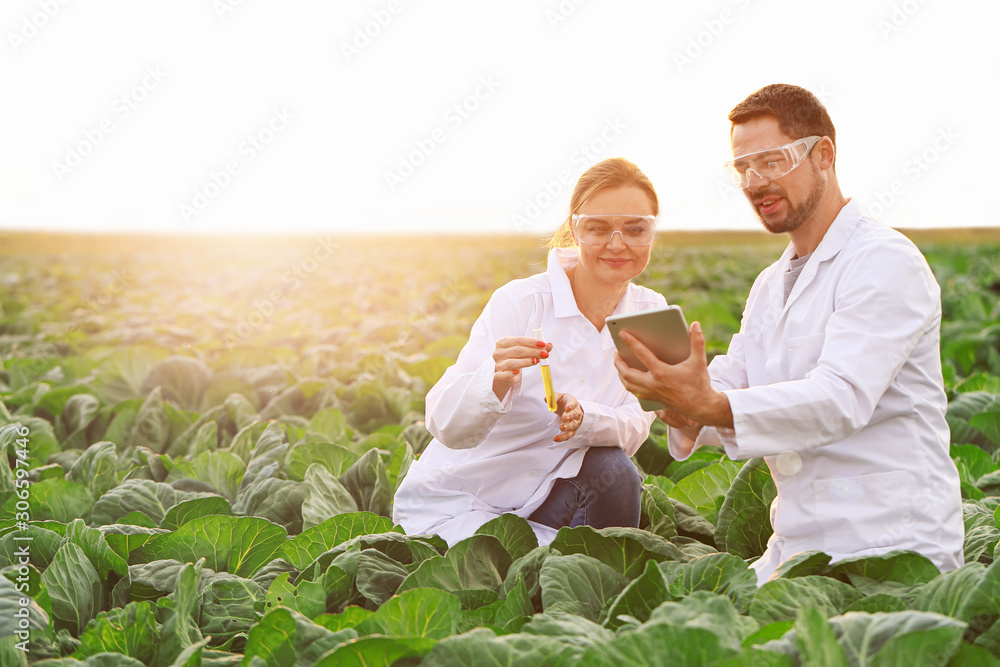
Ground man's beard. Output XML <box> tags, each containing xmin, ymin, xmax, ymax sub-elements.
<box><xmin>753</xmin><ymin>171</ymin><xmax>825</xmax><ymax>235</ymax></box>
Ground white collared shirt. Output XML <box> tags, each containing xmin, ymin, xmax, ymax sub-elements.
<box><xmin>393</xmin><ymin>247</ymin><xmax>665</xmax><ymax>545</ymax></box>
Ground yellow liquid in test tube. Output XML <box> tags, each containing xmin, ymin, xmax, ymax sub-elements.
<box><xmin>540</xmin><ymin>365</ymin><xmax>557</xmax><ymax>412</ymax></box>
<box><xmin>534</xmin><ymin>326</ymin><xmax>557</xmax><ymax>412</ymax></box>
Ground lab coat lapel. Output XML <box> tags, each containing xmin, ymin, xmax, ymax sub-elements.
<box><xmin>780</xmin><ymin>200</ymin><xmax>863</xmax><ymax>314</ymax></box>
<box><xmin>765</xmin><ymin>243</ymin><xmax>797</xmax><ymax>329</ymax></box>
<box><xmin>549</xmin><ymin>248</ymin><xmax>582</xmax><ymax>319</ymax></box>
<box><xmin>758</xmin><ymin>244</ymin><xmax>796</xmax><ymax>365</ymax></box>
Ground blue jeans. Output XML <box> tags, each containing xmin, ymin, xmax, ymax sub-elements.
<box><xmin>528</xmin><ymin>446</ymin><xmax>643</xmax><ymax>530</ymax></box>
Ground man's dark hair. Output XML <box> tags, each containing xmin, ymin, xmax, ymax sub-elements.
<box><xmin>729</xmin><ymin>84</ymin><xmax>836</xmax><ymax>155</ymax></box>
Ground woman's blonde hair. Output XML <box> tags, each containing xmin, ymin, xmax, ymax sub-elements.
<box><xmin>547</xmin><ymin>157</ymin><xmax>659</xmax><ymax>249</ymax></box>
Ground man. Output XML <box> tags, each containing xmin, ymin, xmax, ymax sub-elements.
<box><xmin>615</xmin><ymin>83</ymin><xmax>964</xmax><ymax>584</ymax></box>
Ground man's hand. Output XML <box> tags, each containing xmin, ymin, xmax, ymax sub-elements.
<box><xmin>656</xmin><ymin>409</ymin><xmax>704</xmax><ymax>445</ymax></box>
<box><xmin>654</xmin><ymin>405</ymin><xmax>699</xmax><ymax>430</ymax></box>
<box><xmin>553</xmin><ymin>393</ymin><xmax>583</xmax><ymax>442</ymax></box>
<box><xmin>613</xmin><ymin>321</ymin><xmax>734</xmax><ymax>428</ymax></box>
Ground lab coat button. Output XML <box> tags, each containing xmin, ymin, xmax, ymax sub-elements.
<box><xmin>578</xmin><ymin>377</ymin><xmax>586</xmax><ymax>386</ymax></box>
<box><xmin>528</xmin><ymin>469</ymin><xmax>538</xmax><ymax>478</ymax></box>
<box><xmin>776</xmin><ymin>451</ymin><xmax>802</xmax><ymax>477</ymax></box>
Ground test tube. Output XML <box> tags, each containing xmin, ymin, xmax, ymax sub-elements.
<box><xmin>533</xmin><ymin>326</ymin><xmax>557</xmax><ymax>412</ymax></box>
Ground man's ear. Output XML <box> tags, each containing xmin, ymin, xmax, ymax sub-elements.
<box><xmin>817</xmin><ymin>136</ymin><xmax>836</xmax><ymax>170</ymax></box>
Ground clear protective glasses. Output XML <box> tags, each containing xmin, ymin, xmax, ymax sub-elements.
<box><xmin>724</xmin><ymin>135</ymin><xmax>820</xmax><ymax>189</ymax></box>
<box><xmin>571</xmin><ymin>214</ymin><xmax>657</xmax><ymax>246</ymax></box>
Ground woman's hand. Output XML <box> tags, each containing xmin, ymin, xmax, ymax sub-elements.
<box><xmin>492</xmin><ymin>336</ymin><xmax>552</xmax><ymax>401</ymax></box>
<box><xmin>553</xmin><ymin>393</ymin><xmax>583</xmax><ymax>442</ymax></box>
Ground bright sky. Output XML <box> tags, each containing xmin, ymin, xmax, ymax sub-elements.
<box><xmin>1</xmin><ymin>0</ymin><xmax>997</xmax><ymax>236</ymax></box>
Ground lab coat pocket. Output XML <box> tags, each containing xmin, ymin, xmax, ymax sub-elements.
<box><xmin>812</xmin><ymin>470</ymin><xmax>911</xmax><ymax>555</ymax></box>
<box><xmin>787</xmin><ymin>333</ymin><xmax>826</xmax><ymax>380</ymax></box>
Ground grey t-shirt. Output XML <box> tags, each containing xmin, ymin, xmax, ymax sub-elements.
<box><xmin>784</xmin><ymin>253</ymin><xmax>813</xmax><ymax>304</ymax></box>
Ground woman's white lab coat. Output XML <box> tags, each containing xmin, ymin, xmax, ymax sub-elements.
<box><xmin>393</xmin><ymin>248</ymin><xmax>665</xmax><ymax>546</ymax></box>
<box><xmin>670</xmin><ymin>200</ymin><xmax>964</xmax><ymax>584</ymax></box>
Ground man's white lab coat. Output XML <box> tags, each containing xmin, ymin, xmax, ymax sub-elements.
<box><xmin>670</xmin><ymin>200</ymin><xmax>964</xmax><ymax>583</ymax></box>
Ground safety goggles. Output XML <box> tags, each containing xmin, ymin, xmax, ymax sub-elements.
<box><xmin>571</xmin><ymin>214</ymin><xmax>656</xmax><ymax>246</ymax></box>
<box><xmin>724</xmin><ymin>135</ymin><xmax>820</xmax><ymax>189</ymax></box>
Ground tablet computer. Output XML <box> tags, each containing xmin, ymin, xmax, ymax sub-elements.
<box><xmin>606</xmin><ymin>305</ymin><xmax>690</xmax><ymax>411</ymax></box>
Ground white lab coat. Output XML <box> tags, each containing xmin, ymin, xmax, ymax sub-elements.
<box><xmin>393</xmin><ymin>248</ymin><xmax>664</xmax><ymax>546</ymax></box>
<box><xmin>670</xmin><ymin>200</ymin><xmax>964</xmax><ymax>584</ymax></box>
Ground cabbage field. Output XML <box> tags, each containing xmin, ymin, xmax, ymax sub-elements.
<box><xmin>1</xmin><ymin>230</ymin><xmax>1000</xmax><ymax>666</ymax></box>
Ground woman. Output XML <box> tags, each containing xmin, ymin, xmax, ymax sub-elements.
<box><xmin>393</xmin><ymin>158</ymin><xmax>667</xmax><ymax>546</ymax></box>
